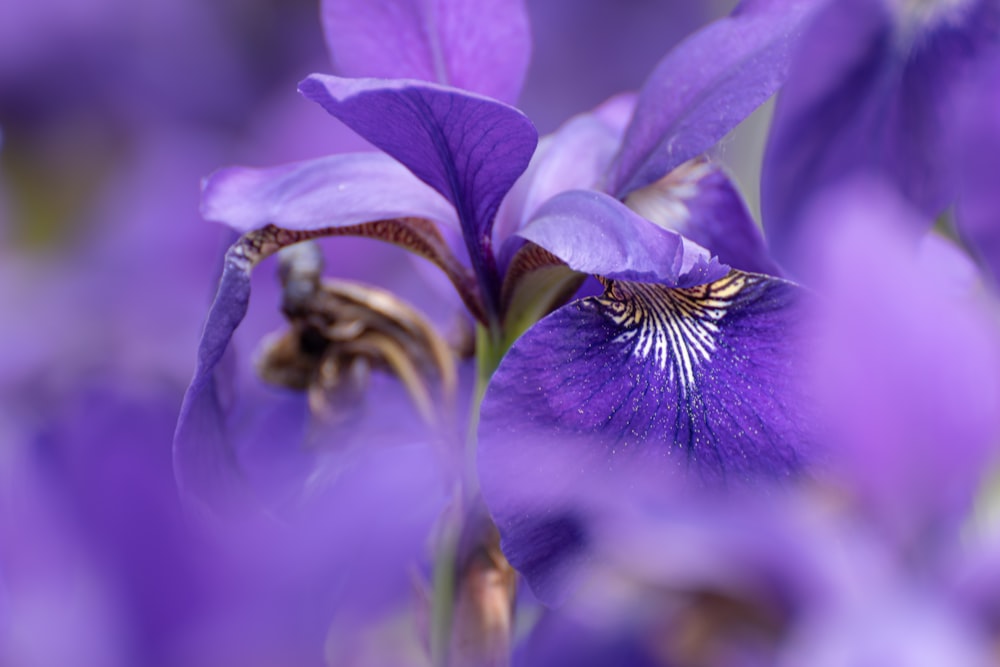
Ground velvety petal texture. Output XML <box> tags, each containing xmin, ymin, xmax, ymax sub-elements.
<box><xmin>624</xmin><ymin>158</ymin><xmax>781</xmax><ymax>275</ymax></box>
<box><xmin>321</xmin><ymin>0</ymin><xmax>531</xmax><ymax>105</ymax></box>
<box><xmin>762</xmin><ymin>0</ymin><xmax>1000</xmax><ymax>269</ymax></box>
<box><xmin>479</xmin><ymin>269</ymin><xmax>812</xmax><ymax>600</ymax></box>
<box><xmin>299</xmin><ymin>75</ymin><xmax>539</xmax><ymax>309</ymax></box>
<box><xmin>518</xmin><ymin>189</ymin><xmax>729</xmax><ymax>288</ymax></box>
<box><xmin>201</xmin><ymin>152</ymin><xmax>457</xmax><ymax>233</ymax></box>
<box><xmin>608</xmin><ymin>0</ymin><xmax>825</xmax><ymax>198</ymax></box>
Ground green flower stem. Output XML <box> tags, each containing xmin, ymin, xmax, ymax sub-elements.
<box><xmin>430</xmin><ymin>492</ymin><xmax>461</xmax><ymax>667</ymax></box>
<box><xmin>430</xmin><ymin>323</ymin><xmax>509</xmax><ymax>667</ymax></box>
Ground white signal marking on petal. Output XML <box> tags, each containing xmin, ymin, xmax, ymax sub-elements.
<box><xmin>597</xmin><ymin>272</ymin><xmax>753</xmax><ymax>396</ymax></box>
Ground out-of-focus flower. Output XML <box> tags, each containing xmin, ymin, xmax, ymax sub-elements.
<box><xmin>800</xmin><ymin>178</ymin><xmax>1000</xmax><ymax>554</ymax></box>
<box><xmin>761</xmin><ymin>0</ymin><xmax>1000</xmax><ymax>271</ymax></box>
<box><xmin>0</xmin><ymin>379</ymin><xmax>446</xmax><ymax>667</ymax></box>
<box><xmin>954</xmin><ymin>48</ymin><xmax>1000</xmax><ymax>284</ymax></box>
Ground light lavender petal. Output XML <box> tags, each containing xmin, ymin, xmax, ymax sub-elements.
<box><xmin>201</xmin><ymin>152</ymin><xmax>458</xmax><ymax>233</ymax></box>
<box><xmin>518</xmin><ymin>189</ymin><xmax>729</xmax><ymax>288</ymax></box>
<box><xmin>321</xmin><ymin>0</ymin><xmax>531</xmax><ymax>104</ymax></box>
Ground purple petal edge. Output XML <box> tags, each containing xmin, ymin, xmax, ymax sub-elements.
<box><xmin>173</xmin><ymin>245</ymin><xmax>255</xmax><ymax>513</ymax></box>
<box><xmin>956</xmin><ymin>48</ymin><xmax>1000</xmax><ymax>286</ymax></box>
<box><xmin>609</xmin><ymin>0</ymin><xmax>825</xmax><ymax>198</ymax></box>
<box><xmin>518</xmin><ymin>189</ymin><xmax>729</xmax><ymax>288</ymax></box>
<box><xmin>762</xmin><ymin>0</ymin><xmax>999</xmax><ymax>269</ymax></box>
<box><xmin>201</xmin><ymin>153</ymin><xmax>458</xmax><ymax>234</ymax></box>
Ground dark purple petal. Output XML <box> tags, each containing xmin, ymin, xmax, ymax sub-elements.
<box><xmin>201</xmin><ymin>152</ymin><xmax>458</xmax><ymax>233</ymax></box>
<box><xmin>518</xmin><ymin>189</ymin><xmax>729</xmax><ymax>287</ymax></box>
<box><xmin>955</xmin><ymin>49</ymin><xmax>1000</xmax><ymax>286</ymax></box>
<box><xmin>478</xmin><ymin>271</ymin><xmax>812</xmax><ymax>602</ymax></box>
<box><xmin>624</xmin><ymin>158</ymin><xmax>781</xmax><ymax>275</ymax></box>
<box><xmin>299</xmin><ymin>75</ymin><xmax>538</xmax><ymax>312</ymax></box>
<box><xmin>607</xmin><ymin>0</ymin><xmax>825</xmax><ymax>198</ymax></box>
<box><xmin>321</xmin><ymin>0</ymin><xmax>531</xmax><ymax>104</ymax></box>
<box><xmin>762</xmin><ymin>0</ymin><xmax>1000</xmax><ymax>270</ymax></box>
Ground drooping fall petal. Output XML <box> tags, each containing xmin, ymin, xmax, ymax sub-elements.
<box><xmin>478</xmin><ymin>267</ymin><xmax>812</xmax><ymax>601</ymax></box>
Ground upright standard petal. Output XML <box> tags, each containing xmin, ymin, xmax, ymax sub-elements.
<box><xmin>762</xmin><ymin>0</ymin><xmax>1000</xmax><ymax>269</ymax></box>
<box><xmin>321</xmin><ymin>0</ymin><xmax>531</xmax><ymax>105</ymax></box>
<box><xmin>478</xmin><ymin>269</ymin><xmax>812</xmax><ymax>600</ymax></box>
<box><xmin>518</xmin><ymin>189</ymin><xmax>730</xmax><ymax>288</ymax></box>
<box><xmin>493</xmin><ymin>109</ymin><xmax>623</xmax><ymax>249</ymax></box>
<box><xmin>607</xmin><ymin>0</ymin><xmax>825</xmax><ymax>198</ymax></box>
<box><xmin>300</xmin><ymin>75</ymin><xmax>538</xmax><ymax>312</ymax></box>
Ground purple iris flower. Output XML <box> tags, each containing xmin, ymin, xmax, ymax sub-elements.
<box><xmin>181</xmin><ymin>0</ymin><xmax>824</xmax><ymax>519</ymax></box>
<box><xmin>761</xmin><ymin>0</ymin><xmax>1000</xmax><ymax>273</ymax></box>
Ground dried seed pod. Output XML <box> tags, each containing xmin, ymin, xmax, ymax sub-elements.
<box><xmin>256</xmin><ymin>242</ymin><xmax>457</xmax><ymax>427</ymax></box>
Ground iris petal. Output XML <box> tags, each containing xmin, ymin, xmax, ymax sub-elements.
<box><xmin>299</xmin><ymin>75</ymin><xmax>538</xmax><ymax>313</ymax></box>
<box><xmin>201</xmin><ymin>152</ymin><xmax>458</xmax><ymax>234</ymax></box>
<box><xmin>624</xmin><ymin>158</ymin><xmax>781</xmax><ymax>276</ymax></box>
<box><xmin>478</xmin><ymin>270</ymin><xmax>811</xmax><ymax>601</ymax></box>
<box><xmin>202</xmin><ymin>155</ymin><xmax>486</xmax><ymax>321</ymax></box>
<box><xmin>321</xmin><ymin>0</ymin><xmax>531</xmax><ymax>105</ymax></box>
<box><xmin>174</xmin><ymin>234</ymin><xmax>263</xmax><ymax>513</ymax></box>
<box><xmin>608</xmin><ymin>0</ymin><xmax>825</xmax><ymax>198</ymax></box>
<box><xmin>955</xmin><ymin>50</ymin><xmax>1000</xmax><ymax>286</ymax></box>
<box><xmin>518</xmin><ymin>189</ymin><xmax>730</xmax><ymax>288</ymax></box>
